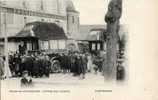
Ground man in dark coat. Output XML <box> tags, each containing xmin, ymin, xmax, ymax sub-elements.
<box><xmin>19</xmin><ymin>55</ymin><xmax>27</xmax><ymax>77</ymax></box>
<box><xmin>117</xmin><ymin>64</ymin><xmax>125</xmax><ymax>80</ymax></box>
<box><xmin>38</xmin><ymin>55</ymin><xmax>44</xmax><ymax>77</ymax></box>
<box><xmin>19</xmin><ymin>42</ymin><xmax>26</xmax><ymax>56</ymax></box>
<box><xmin>64</xmin><ymin>54</ymin><xmax>71</xmax><ymax>73</ymax></box>
<box><xmin>59</xmin><ymin>53</ymin><xmax>64</xmax><ymax>73</ymax></box>
<box><xmin>43</xmin><ymin>55</ymin><xmax>51</xmax><ymax>77</ymax></box>
<box><xmin>70</xmin><ymin>53</ymin><xmax>76</xmax><ymax>73</ymax></box>
<box><xmin>32</xmin><ymin>57</ymin><xmax>40</xmax><ymax>78</ymax></box>
<box><xmin>74</xmin><ymin>53</ymin><xmax>83</xmax><ymax>76</ymax></box>
<box><xmin>81</xmin><ymin>54</ymin><xmax>87</xmax><ymax>79</ymax></box>
<box><xmin>9</xmin><ymin>55</ymin><xmax>14</xmax><ymax>76</ymax></box>
<box><xmin>21</xmin><ymin>71</ymin><xmax>33</xmax><ymax>87</ymax></box>
<box><xmin>24</xmin><ymin>55</ymin><xmax>34</xmax><ymax>76</ymax></box>
<box><xmin>12</xmin><ymin>54</ymin><xmax>21</xmax><ymax>76</ymax></box>
<box><xmin>73</xmin><ymin>53</ymin><xmax>80</xmax><ymax>76</ymax></box>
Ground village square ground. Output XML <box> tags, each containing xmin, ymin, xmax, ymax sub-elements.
<box><xmin>1</xmin><ymin>72</ymin><xmax>108</xmax><ymax>88</ymax></box>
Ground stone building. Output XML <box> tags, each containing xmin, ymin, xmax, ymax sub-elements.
<box><xmin>0</xmin><ymin>0</ymin><xmax>79</xmax><ymax>54</ymax></box>
<box><xmin>66</xmin><ymin>0</ymin><xmax>80</xmax><ymax>39</ymax></box>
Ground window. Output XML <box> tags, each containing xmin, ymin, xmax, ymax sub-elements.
<box><xmin>97</xmin><ymin>43</ymin><xmax>101</xmax><ymax>50</ymax></box>
<box><xmin>43</xmin><ymin>41</ymin><xmax>49</xmax><ymax>50</ymax></box>
<box><xmin>58</xmin><ymin>40</ymin><xmax>66</xmax><ymax>49</ymax></box>
<box><xmin>6</xmin><ymin>13</ymin><xmax>14</xmax><ymax>24</ymax></box>
<box><xmin>27</xmin><ymin>42</ymin><xmax>32</xmax><ymax>51</ymax></box>
<box><xmin>78</xmin><ymin>17</ymin><xmax>80</xmax><ymax>28</ymax></box>
<box><xmin>24</xmin><ymin>17</ymin><xmax>27</xmax><ymax>24</ymax></box>
<box><xmin>92</xmin><ymin>43</ymin><xmax>96</xmax><ymax>50</ymax></box>
<box><xmin>72</xmin><ymin>16</ymin><xmax>75</xmax><ymax>23</ymax></box>
<box><xmin>50</xmin><ymin>40</ymin><xmax>58</xmax><ymax>49</ymax></box>
<box><xmin>8</xmin><ymin>42</ymin><xmax>17</xmax><ymax>52</ymax></box>
<box><xmin>104</xmin><ymin>43</ymin><xmax>106</xmax><ymax>50</ymax></box>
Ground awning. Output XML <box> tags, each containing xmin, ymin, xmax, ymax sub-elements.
<box><xmin>13</xmin><ymin>21</ymin><xmax>68</xmax><ymax>41</ymax></box>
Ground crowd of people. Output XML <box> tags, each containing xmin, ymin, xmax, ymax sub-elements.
<box><xmin>56</xmin><ymin>51</ymin><xmax>105</xmax><ymax>79</ymax></box>
<box><xmin>9</xmin><ymin>52</ymin><xmax>51</xmax><ymax>78</ymax></box>
<box><xmin>0</xmin><ymin>50</ymin><xmax>126</xmax><ymax>81</ymax></box>
<box><xmin>59</xmin><ymin>52</ymin><xmax>89</xmax><ymax>79</ymax></box>
<box><xmin>0</xmin><ymin>51</ymin><xmax>105</xmax><ymax>80</ymax></box>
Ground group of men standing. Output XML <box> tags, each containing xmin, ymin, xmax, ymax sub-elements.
<box><xmin>9</xmin><ymin>53</ymin><xmax>51</xmax><ymax>78</ymax></box>
<box><xmin>58</xmin><ymin>52</ymin><xmax>88</xmax><ymax>79</ymax></box>
<box><xmin>1</xmin><ymin>49</ymin><xmax>106</xmax><ymax>81</ymax></box>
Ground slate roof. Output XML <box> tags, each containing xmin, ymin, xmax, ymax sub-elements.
<box><xmin>15</xmin><ymin>21</ymin><xmax>67</xmax><ymax>40</ymax></box>
<box><xmin>76</xmin><ymin>25</ymin><xmax>106</xmax><ymax>40</ymax></box>
<box><xmin>78</xmin><ymin>24</ymin><xmax>127</xmax><ymax>41</ymax></box>
<box><xmin>86</xmin><ymin>28</ymin><xmax>106</xmax><ymax>41</ymax></box>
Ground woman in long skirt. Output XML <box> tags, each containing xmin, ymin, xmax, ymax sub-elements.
<box><xmin>87</xmin><ymin>54</ymin><xmax>93</xmax><ymax>72</ymax></box>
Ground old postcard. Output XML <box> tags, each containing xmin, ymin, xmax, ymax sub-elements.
<box><xmin>0</xmin><ymin>0</ymin><xmax>158</xmax><ymax>100</ymax></box>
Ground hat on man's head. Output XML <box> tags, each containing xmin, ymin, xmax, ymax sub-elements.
<box><xmin>22</xmin><ymin>70</ymin><xmax>28</xmax><ymax>75</ymax></box>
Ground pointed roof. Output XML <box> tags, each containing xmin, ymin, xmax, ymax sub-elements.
<box><xmin>66</xmin><ymin>0</ymin><xmax>78</xmax><ymax>12</ymax></box>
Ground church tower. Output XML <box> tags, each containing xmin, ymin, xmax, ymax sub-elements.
<box><xmin>66</xmin><ymin>0</ymin><xmax>80</xmax><ymax>39</ymax></box>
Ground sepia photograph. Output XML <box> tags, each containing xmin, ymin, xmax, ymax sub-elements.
<box><xmin>0</xmin><ymin>0</ymin><xmax>128</xmax><ymax>88</ymax></box>
<box><xmin>0</xmin><ymin>0</ymin><xmax>158</xmax><ymax>100</ymax></box>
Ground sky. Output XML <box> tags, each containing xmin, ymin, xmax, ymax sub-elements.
<box><xmin>72</xmin><ymin>0</ymin><xmax>108</xmax><ymax>25</ymax></box>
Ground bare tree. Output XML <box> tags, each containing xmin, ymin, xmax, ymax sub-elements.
<box><xmin>103</xmin><ymin>0</ymin><xmax>122</xmax><ymax>80</ymax></box>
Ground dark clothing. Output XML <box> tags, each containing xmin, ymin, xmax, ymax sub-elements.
<box><xmin>21</xmin><ymin>77</ymin><xmax>32</xmax><ymax>87</ymax></box>
<box><xmin>13</xmin><ymin>55</ymin><xmax>21</xmax><ymax>76</ymax></box>
<box><xmin>59</xmin><ymin>55</ymin><xmax>65</xmax><ymax>71</ymax></box>
<box><xmin>82</xmin><ymin>56</ymin><xmax>88</xmax><ymax>73</ymax></box>
<box><xmin>75</xmin><ymin>57</ymin><xmax>83</xmax><ymax>75</ymax></box>
<box><xmin>32</xmin><ymin>60</ymin><xmax>40</xmax><ymax>77</ymax></box>
<box><xmin>24</xmin><ymin>57</ymin><xmax>34</xmax><ymax>76</ymax></box>
<box><xmin>19</xmin><ymin>57</ymin><xmax>26</xmax><ymax>76</ymax></box>
<box><xmin>38</xmin><ymin>59</ymin><xmax>44</xmax><ymax>77</ymax></box>
<box><xmin>43</xmin><ymin>59</ymin><xmax>51</xmax><ymax>77</ymax></box>
<box><xmin>117</xmin><ymin>66</ymin><xmax>125</xmax><ymax>80</ymax></box>
<box><xmin>9</xmin><ymin>55</ymin><xmax>14</xmax><ymax>74</ymax></box>
<box><xmin>73</xmin><ymin>57</ymin><xmax>79</xmax><ymax>75</ymax></box>
<box><xmin>70</xmin><ymin>55</ymin><xmax>76</xmax><ymax>73</ymax></box>
<box><xmin>93</xmin><ymin>56</ymin><xmax>103</xmax><ymax>72</ymax></box>
<box><xmin>64</xmin><ymin>55</ymin><xmax>71</xmax><ymax>72</ymax></box>
<box><xmin>19</xmin><ymin>45</ymin><xmax>26</xmax><ymax>55</ymax></box>
<box><xmin>62</xmin><ymin>55</ymin><xmax>68</xmax><ymax>71</ymax></box>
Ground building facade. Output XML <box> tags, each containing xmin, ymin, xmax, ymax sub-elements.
<box><xmin>0</xmin><ymin>0</ymin><xmax>79</xmax><ymax>54</ymax></box>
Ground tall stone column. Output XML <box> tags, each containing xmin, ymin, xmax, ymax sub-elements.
<box><xmin>103</xmin><ymin>0</ymin><xmax>122</xmax><ymax>80</ymax></box>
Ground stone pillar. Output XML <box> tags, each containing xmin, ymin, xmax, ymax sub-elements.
<box><xmin>103</xmin><ymin>0</ymin><xmax>122</xmax><ymax>80</ymax></box>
